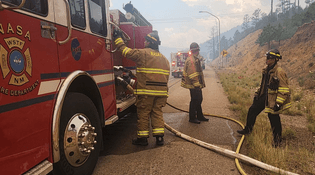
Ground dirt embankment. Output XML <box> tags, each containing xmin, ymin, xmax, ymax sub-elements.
<box><xmin>213</xmin><ymin>20</ymin><xmax>315</xmax><ymax>88</ymax></box>
<box><xmin>212</xmin><ymin>20</ymin><xmax>315</xmax><ymax>175</ymax></box>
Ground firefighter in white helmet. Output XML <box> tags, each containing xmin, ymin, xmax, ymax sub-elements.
<box><xmin>181</xmin><ymin>42</ymin><xmax>208</xmax><ymax>124</ymax></box>
<box><xmin>237</xmin><ymin>49</ymin><xmax>291</xmax><ymax>147</ymax></box>
<box><xmin>113</xmin><ymin>29</ymin><xmax>170</xmax><ymax>146</ymax></box>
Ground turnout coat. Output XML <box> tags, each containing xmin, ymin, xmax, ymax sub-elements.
<box><xmin>255</xmin><ymin>64</ymin><xmax>291</xmax><ymax>114</ymax></box>
<box><xmin>181</xmin><ymin>54</ymin><xmax>206</xmax><ymax>89</ymax></box>
<box><xmin>115</xmin><ymin>37</ymin><xmax>170</xmax><ymax>97</ymax></box>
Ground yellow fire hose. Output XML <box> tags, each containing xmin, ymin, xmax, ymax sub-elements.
<box><xmin>165</xmin><ymin>102</ymin><xmax>299</xmax><ymax>175</ymax></box>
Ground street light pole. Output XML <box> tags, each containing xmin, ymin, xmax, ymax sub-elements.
<box><xmin>199</xmin><ymin>11</ymin><xmax>222</xmax><ymax>68</ymax></box>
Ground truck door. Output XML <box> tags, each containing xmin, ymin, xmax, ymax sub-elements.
<box><xmin>87</xmin><ymin>0</ymin><xmax>116</xmax><ymax>119</ymax></box>
<box><xmin>0</xmin><ymin>1</ymin><xmax>60</xmax><ymax>174</ymax></box>
<box><xmin>54</xmin><ymin>0</ymin><xmax>115</xmax><ymax>119</ymax></box>
<box><xmin>55</xmin><ymin>0</ymin><xmax>90</xmax><ymax>73</ymax></box>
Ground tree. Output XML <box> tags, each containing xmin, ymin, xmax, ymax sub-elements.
<box><xmin>256</xmin><ymin>24</ymin><xmax>276</xmax><ymax>49</ymax></box>
<box><xmin>274</xmin><ymin>23</ymin><xmax>284</xmax><ymax>46</ymax></box>
<box><xmin>277</xmin><ymin>0</ymin><xmax>295</xmax><ymax>15</ymax></box>
<box><xmin>220</xmin><ymin>36</ymin><xmax>228</xmax><ymax>52</ymax></box>
<box><xmin>242</xmin><ymin>14</ymin><xmax>251</xmax><ymax>30</ymax></box>
<box><xmin>297</xmin><ymin>0</ymin><xmax>300</xmax><ymax>12</ymax></box>
<box><xmin>228</xmin><ymin>37</ymin><xmax>233</xmax><ymax>48</ymax></box>
<box><xmin>271</xmin><ymin>0</ymin><xmax>274</xmax><ymax>15</ymax></box>
<box><xmin>233</xmin><ymin>30</ymin><xmax>241</xmax><ymax>44</ymax></box>
<box><xmin>207</xmin><ymin>40</ymin><xmax>214</xmax><ymax>60</ymax></box>
<box><xmin>305</xmin><ymin>0</ymin><xmax>315</xmax><ymax>7</ymax></box>
<box><xmin>303</xmin><ymin>2</ymin><xmax>315</xmax><ymax>23</ymax></box>
<box><xmin>252</xmin><ymin>8</ymin><xmax>262</xmax><ymax>28</ymax></box>
<box><xmin>255</xmin><ymin>14</ymin><xmax>270</xmax><ymax>30</ymax></box>
<box><xmin>207</xmin><ymin>26</ymin><xmax>217</xmax><ymax>60</ymax></box>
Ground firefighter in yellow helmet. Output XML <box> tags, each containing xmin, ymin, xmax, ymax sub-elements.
<box><xmin>181</xmin><ymin>42</ymin><xmax>208</xmax><ymax>124</ymax></box>
<box><xmin>113</xmin><ymin>29</ymin><xmax>170</xmax><ymax>146</ymax></box>
<box><xmin>237</xmin><ymin>49</ymin><xmax>291</xmax><ymax>147</ymax></box>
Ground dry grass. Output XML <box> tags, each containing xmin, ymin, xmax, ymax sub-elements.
<box><xmin>213</xmin><ymin>21</ymin><xmax>315</xmax><ymax>174</ymax></box>
<box><xmin>218</xmin><ymin>71</ymin><xmax>315</xmax><ymax>175</ymax></box>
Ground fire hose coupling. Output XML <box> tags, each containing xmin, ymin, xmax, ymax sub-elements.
<box><xmin>116</xmin><ymin>76</ymin><xmax>135</xmax><ymax>88</ymax></box>
<box><xmin>116</xmin><ymin>76</ymin><xmax>135</xmax><ymax>94</ymax></box>
<box><xmin>114</xmin><ymin>66</ymin><xmax>136</xmax><ymax>78</ymax></box>
<box><xmin>128</xmin><ymin>78</ymin><xmax>136</xmax><ymax>86</ymax></box>
<box><xmin>117</xmin><ymin>76</ymin><xmax>135</xmax><ymax>86</ymax></box>
<box><xmin>113</xmin><ymin>66</ymin><xmax>124</xmax><ymax>71</ymax></box>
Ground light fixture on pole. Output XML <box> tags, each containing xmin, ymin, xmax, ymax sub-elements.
<box><xmin>199</xmin><ymin>11</ymin><xmax>222</xmax><ymax>68</ymax></box>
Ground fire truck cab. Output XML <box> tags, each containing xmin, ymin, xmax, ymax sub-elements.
<box><xmin>170</xmin><ymin>51</ymin><xmax>188</xmax><ymax>78</ymax></box>
<box><xmin>171</xmin><ymin>51</ymin><xmax>206</xmax><ymax>78</ymax></box>
<box><xmin>0</xmin><ymin>1</ymin><xmax>152</xmax><ymax>174</ymax></box>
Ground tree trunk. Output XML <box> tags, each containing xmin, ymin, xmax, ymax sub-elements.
<box><xmin>271</xmin><ymin>0</ymin><xmax>273</xmax><ymax>15</ymax></box>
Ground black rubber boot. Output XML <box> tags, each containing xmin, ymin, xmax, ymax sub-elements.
<box><xmin>156</xmin><ymin>136</ymin><xmax>164</xmax><ymax>146</ymax></box>
<box><xmin>197</xmin><ymin>115</ymin><xmax>209</xmax><ymax>122</ymax></box>
<box><xmin>132</xmin><ymin>137</ymin><xmax>148</xmax><ymax>146</ymax></box>
<box><xmin>237</xmin><ymin>127</ymin><xmax>251</xmax><ymax>135</ymax></box>
<box><xmin>189</xmin><ymin>118</ymin><xmax>201</xmax><ymax>124</ymax></box>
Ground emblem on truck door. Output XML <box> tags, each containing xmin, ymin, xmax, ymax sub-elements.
<box><xmin>71</xmin><ymin>38</ymin><xmax>82</xmax><ymax>61</ymax></box>
<box><xmin>0</xmin><ymin>23</ymin><xmax>38</xmax><ymax>96</ymax></box>
<box><xmin>1</xmin><ymin>36</ymin><xmax>32</xmax><ymax>86</ymax></box>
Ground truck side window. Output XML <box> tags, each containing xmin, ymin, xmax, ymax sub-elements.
<box><xmin>2</xmin><ymin>0</ymin><xmax>48</xmax><ymax>16</ymax></box>
<box><xmin>69</xmin><ymin>0</ymin><xmax>86</xmax><ymax>29</ymax></box>
<box><xmin>88</xmin><ymin>0</ymin><xmax>107</xmax><ymax>36</ymax></box>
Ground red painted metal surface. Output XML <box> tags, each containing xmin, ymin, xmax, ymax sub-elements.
<box><xmin>0</xmin><ymin>10</ymin><xmax>58</xmax><ymax>175</ymax></box>
<box><xmin>134</xmin><ymin>26</ymin><xmax>152</xmax><ymax>49</ymax></box>
<box><xmin>0</xmin><ymin>2</ymin><xmax>151</xmax><ymax>174</ymax></box>
<box><xmin>118</xmin><ymin>24</ymin><xmax>152</xmax><ymax>69</ymax></box>
<box><xmin>119</xmin><ymin>24</ymin><xmax>136</xmax><ymax>69</ymax></box>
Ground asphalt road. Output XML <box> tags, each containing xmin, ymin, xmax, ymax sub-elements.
<box><xmin>93</xmin><ymin>66</ymin><xmax>243</xmax><ymax>175</ymax></box>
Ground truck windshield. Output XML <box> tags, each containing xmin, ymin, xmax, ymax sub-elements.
<box><xmin>88</xmin><ymin>0</ymin><xmax>107</xmax><ymax>36</ymax></box>
<box><xmin>70</xmin><ymin>0</ymin><xmax>86</xmax><ymax>29</ymax></box>
<box><xmin>2</xmin><ymin>0</ymin><xmax>48</xmax><ymax>16</ymax></box>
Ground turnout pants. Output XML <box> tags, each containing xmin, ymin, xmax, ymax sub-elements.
<box><xmin>245</xmin><ymin>94</ymin><xmax>282</xmax><ymax>143</ymax></box>
<box><xmin>136</xmin><ymin>95</ymin><xmax>167</xmax><ymax>138</ymax></box>
<box><xmin>189</xmin><ymin>88</ymin><xmax>204</xmax><ymax>119</ymax></box>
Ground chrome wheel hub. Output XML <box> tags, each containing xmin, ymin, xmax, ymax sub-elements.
<box><xmin>64</xmin><ymin>114</ymin><xmax>97</xmax><ymax>167</ymax></box>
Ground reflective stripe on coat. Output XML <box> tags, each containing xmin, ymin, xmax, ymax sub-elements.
<box><xmin>115</xmin><ymin>38</ymin><xmax>170</xmax><ymax>96</ymax></box>
<box><xmin>181</xmin><ymin>54</ymin><xmax>205</xmax><ymax>89</ymax></box>
<box><xmin>255</xmin><ymin>64</ymin><xmax>291</xmax><ymax>114</ymax></box>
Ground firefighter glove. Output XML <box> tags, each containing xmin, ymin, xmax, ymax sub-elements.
<box><xmin>113</xmin><ymin>29</ymin><xmax>123</xmax><ymax>40</ymax></box>
<box><xmin>273</xmin><ymin>103</ymin><xmax>282</xmax><ymax>112</ymax></box>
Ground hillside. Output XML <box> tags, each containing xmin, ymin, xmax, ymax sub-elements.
<box><xmin>213</xmin><ymin>21</ymin><xmax>315</xmax><ymax>174</ymax></box>
<box><xmin>213</xmin><ymin>20</ymin><xmax>315</xmax><ymax>89</ymax></box>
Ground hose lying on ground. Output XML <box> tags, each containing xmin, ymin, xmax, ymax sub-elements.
<box><xmin>165</xmin><ymin>102</ymin><xmax>299</xmax><ymax>175</ymax></box>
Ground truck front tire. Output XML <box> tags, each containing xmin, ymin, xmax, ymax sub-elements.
<box><xmin>53</xmin><ymin>92</ymin><xmax>102</xmax><ymax>175</ymax></box>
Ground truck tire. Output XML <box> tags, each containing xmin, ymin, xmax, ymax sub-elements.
<box><xmin>53</xmin><ymin>92</ymin><xmax>102</xmax><ymax>175</ymax></box>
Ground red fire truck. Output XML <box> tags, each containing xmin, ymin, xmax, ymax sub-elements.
<box><xmin>171</xmin><ymin>51</ymin><xmax>205</xmax><ymax>78</ymax></box>
<box><xmin>170</xmin><ymin>51</ymin><xmax>189</xmax><ymax>78</ymax></box>
<box><xmin>0</xmin><ymin>1</ymin><xmax>152</xmax><ymax>174</ymax></box>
